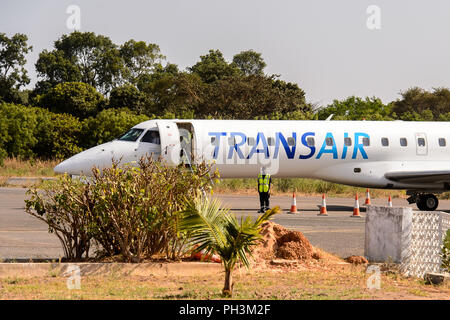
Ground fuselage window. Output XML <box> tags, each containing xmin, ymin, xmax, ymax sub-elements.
<box><xmin>247</xmin><ymin>137</ymin><xmax>255</xmax><ymax>146</ymax></box>
<box><xmin>211</xmin><ymin>137</ymin><xmax>216</xmax><ymax>144</ymax></box>
<box><xmin>307</xmin><ymin>137</ymin><xmax>315</xmax><ymax>147</ymax></box>
<box><xmin>141</xmin><ymin>130</ymin><xmax>161</xmax><ymax>144</ymax></box>
<box><xmin>439</xmin><ymin>138</ymin><xmax>446</xmax><ymax>147</ymax></box>
<box><xmin>381</xmin><ymin>137</ymin><xmax>389</xmax><ymax>147</ymax></box>
<box><xmin>362</xmin><ymin>137</ymin><xmax>370</xmax><ymax>146</ymax></box>
<box><xmin>287</xmin><ymin>137</ymin><xmax>295</xmax><ymax>146</ymax></box>
<box><xmin>417</xmin><ymin>138</ymin><xmax>426</xmax><ymax>147</ymax></box>
<box><xmin>400</xmin><ymin>138</ymin><xmax>408</xmax><ymax>147</ymax></box>
<box><xmin>326</xmin><ymin>137</ymin><xmax>334</xmax><ymax>146</ymax></box>
<box><xmin>118</xmin><ymin>128</ymin><xmax>144</xmax><ymax>142</ymax></box>
<box><xmin>344</xmin><ymin>137</ymin><xmax>352</xmax><ymax>147</ymax></box>
<box><xmin>267</xmin><ymin>137</ymin><xmax>275</xmax><ymax>146</ymax></box>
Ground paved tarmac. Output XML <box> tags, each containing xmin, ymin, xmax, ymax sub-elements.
<box><xmin>2</xmin><ymin>187</ymin><xmax>448</xmax><ymax>260</ymax></box>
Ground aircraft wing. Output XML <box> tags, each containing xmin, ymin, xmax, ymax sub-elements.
<box><xmin>384</xmin><ymin>170</ymin><xmax>450</xmax><ymax>183</ymax></box>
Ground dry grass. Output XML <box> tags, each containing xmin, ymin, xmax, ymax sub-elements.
<box><xmin>0</xmin><ymin>157</ymin><xmax>58</xmax><ymax>178</ymax></box>
<box><xmin>0</xmin><ymin>262</ymin><xmax>448</xmax><ymax>300</ymax></box>
<box><xmin>213</xmin><ymin>178</ymin><xmax>407</xmax><ymax>199</ymax></box>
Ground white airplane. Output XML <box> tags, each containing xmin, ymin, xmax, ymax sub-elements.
<box><xmin>54</xmin><ymin>119</ymin><xmax>450</xmax><ymax>211</ymax></box>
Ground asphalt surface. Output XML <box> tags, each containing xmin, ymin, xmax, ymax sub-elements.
<box><xmin>2</xmin><ymin>187</ymin><xmax>448</xmax><ymax>260</ymax></box>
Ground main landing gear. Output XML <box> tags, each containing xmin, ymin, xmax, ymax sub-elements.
<box><xmin>407</xmin><ymin>192</ymin><xmax>439</xmax><ymax>211</ymax></box>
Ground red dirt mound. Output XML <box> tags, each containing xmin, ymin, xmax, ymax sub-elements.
<box><xmin>344</xmin><ymin>255</ymin><xmax>368</xmax><ymax>265</ymax></box>
<box><xmin>252</xmin><ymin>221</ymin><xmax>314</xmax><ymax>262</ymax></box>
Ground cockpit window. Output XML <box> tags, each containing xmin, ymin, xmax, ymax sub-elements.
<box><xmin>118</xmin><ymin>128</ymin><xmax>144</xmax><ymax>142</ymax></box>
<box><xmin>141</xmin><ymin>130</ymin><xmax>161</xmax><ymax>144</ymax></box>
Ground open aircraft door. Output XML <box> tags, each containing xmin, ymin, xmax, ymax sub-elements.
<box><xmin>415</xmin><ymin>133</ymin><xmax>428</xmax><ymax>156</ymax></box>
<box><xmin>156</xmin><ymin>121</ymin><xmax>181</xmax><ymax>166</ymax></box>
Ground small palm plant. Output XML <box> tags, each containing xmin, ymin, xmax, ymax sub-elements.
<box><xmin>179</xmin><ymin>196</ymin><xmax>279</xmax><ymax>297</ymax></box>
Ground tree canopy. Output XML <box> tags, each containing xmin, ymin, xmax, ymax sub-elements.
<box><xmin>0</xmin><ymin>33</ymin><xmax>32</xmax><ymax>103</ymax></box>
<box><xmin>232</xmin><ymin>49</ymin><xmax>266</xmax><ymax>76</ymax></box>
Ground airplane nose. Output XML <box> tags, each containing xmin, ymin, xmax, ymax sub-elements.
<box><xmin>54</xmin><ymin>159</ymin><xmax>74</xmax><ymax>174</ymax></box>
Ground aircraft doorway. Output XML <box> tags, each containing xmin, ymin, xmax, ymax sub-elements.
<box><xmin>177</xmin><ymin>122</ymin><xmax>195</xmax><ymax>166</ymax></box>
<box><xmin>415</xmin><ymin>133</ymin><xmax>428</xmax><ymax>156</ymax></box>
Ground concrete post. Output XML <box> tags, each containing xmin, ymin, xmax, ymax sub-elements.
<box><xmin>364</xmin><ymin>206</ymin><xmax>413</xmax><ymax>263</ymax></box>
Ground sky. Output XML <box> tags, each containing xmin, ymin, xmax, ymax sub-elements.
<box><xmin>1</xmin><ymin>0</ymin><xmax>449</xmax><ymax>106</ymax></box>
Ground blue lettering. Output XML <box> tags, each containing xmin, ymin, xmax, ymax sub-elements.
<box><xmin>316</xmin><ymin>132</ymin><xmax>338</xmax><ymax>159</ymax></box>
<box><xmin>299</xmin><ymin>132</ymin><xmax>315</xmax><ymax>159</ymax></box>
<box><xmin>352</xmin><ymin>132</ymin><xmax>369</xmax><ymax>159</ymax></box>
<box><xmin>208</xmin><ymin>132</ymin><xmax>226</xmax><ymax>159</ymax></box>
<box><xmin>247</xmin><ymin>132</ymin><xmax>269</xmax><ymax>159</ymax></box>
<box><xmin>274</xmin><ymin>132</ymin><xmax>296</xmax><ymax>159</ymax></box>
<box><xmin>227</xmin><ymin>132</ymin><xmax>247</xmax><ymax>159</ymax></box>
<box><xmin>342</xmin><ymin>132</ymin><xmax>349</xmax><ymax>159</ymax></box>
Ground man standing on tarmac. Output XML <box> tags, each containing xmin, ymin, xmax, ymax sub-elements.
<box><xmin>257</xmin><ymin>167</ymin><xmax>271</xmax><ymax>213</ymax></box>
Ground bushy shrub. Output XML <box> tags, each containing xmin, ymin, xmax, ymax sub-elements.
<box><xmin>0</xmin><ymin>103</ymin><xmax>153</xmax><ymax>161</ymax></box>
<box><xmin>34</xmin><ymin>109</ymin><xmax>83</xmax><ymax>159</ymax></box>
<box><xmin>25</xmin><ymin>175</ymin><xmax>93</xmax><ymax>260</ymax></box>
<box><xmin>39</xmin><ymin>82</ymin><xmax>105</xmax><ymax>119</ymax></box>
<box><xmin>25</xmin><ymin>156</ymin><xmax>219</xmax><ymax>262</ymax></box>
<box><xmin>80</xmin><ymin>108</ymin><xmax>149</xmax><ymax>148</ymax></box>
<box><xmin>0</xmin><ymin>103</ymin><xmax>83</xmax><ymax>161</ymax></box>
<box><xmin>0</xmin><ymin>103</ymin><xmax>38</xmax><ymax>159</ymax></box>
<box><xmin>109</xmin><ymin>84</ymin><xmax>148</xmax><ymax>114</ymax></box>
<box><xmin>442</xmin><ymin>229</ymin><xmax>450</xmax><ymax>272</ymax></box>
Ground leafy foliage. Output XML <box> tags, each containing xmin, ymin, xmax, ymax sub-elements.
<box><xmin>179</xmin><ymin>196</ymin><xmax>279</xmax><ymax>296</ymax></box>
<box><xmin>36</xmin><ymin>31</ymin><xmax>122</xmax><ymax>94</ymax></box>
<box><xmin>0</xmin><ymin>103</ymin><xmax>38</xmax><ymax>160</ymax></box>
<box><xmin>189</xmin><ymin>49</ymin><xmax>241</xmax><ymax>84</ymax></box>
<box><xmin>33</xmin><ymin>110</ymin><xmax>83</xmax><ymax>160</ymax></box>
<box><xmin>25</xmin><ymin>156</ymin><xmax>218</xmax><ymax>262</ymax></box>
<box><xmin>80</xmin><ymin>108</ymin><xmax>149</xmax><ymax>148</ymax></box>
<box><xmin>232</xmin><ymin>50</ymin><xmax>266</xmax><ymax>76</ymax></box>
<box><xmin>317</xmin><ymin>96</ymin><xmax>393</xmax><ymax>121</ymax></box>
<box><xmin>108</xmin><ymin>84</ymin><xmax>148</xmax><ymax>113</ymax></box>
<box><xmin>25</xmin><ymin>174</ymin><xmax>93</xmax><ymax>260</ymax></box>
<box><xmin>39</xmin><ymin>82</ymin><xmax>105</xmax><ymax>119</ymax></box>
<box><xmin>393</xmin><ymin>87</ymin><xmax>450</xmax><ymax>121</ymax></box>
<box><xmin>120</xmin><ymin>39</ymin><xmax>165</xmax><ymax>85</ymax></box>
<box><xmin>0</xmin><ymin>33</ymin><xmax>32</xmax><ymax>103</ymax></box>
<box><xmin>442</xmin><ymin>229</ymin><xmax>450</xmax><ymax>272</ymax></box>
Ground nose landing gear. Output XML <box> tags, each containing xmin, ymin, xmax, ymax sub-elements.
<box><xmin>407</xmin><ymin>192</ymin><xmax>439</xmax><ymax>211</ymax></box>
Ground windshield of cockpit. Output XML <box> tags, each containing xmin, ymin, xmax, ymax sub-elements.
<box><xmin>118</xmin><ymin>128</ymin><xmax>144</xmax><ymax>141</ymax></box>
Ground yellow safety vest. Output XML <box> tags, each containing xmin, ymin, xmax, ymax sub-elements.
<box><xmin>258</xmin><ymin>174</ymin><xmax>270</xmax><ymax>193</ymax></box>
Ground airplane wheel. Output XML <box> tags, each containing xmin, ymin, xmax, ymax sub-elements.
<box><xmin>417</xmin><ymin>194</ymin><xmax>438</xmax><ymax>211</ymax></box>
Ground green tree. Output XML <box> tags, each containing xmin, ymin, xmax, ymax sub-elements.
<box><xmin>200</xmin><ymin>75</ymin><xmax>311</xmax><ymax>119</ymax></box>
<box><xmin>39</xmin><ymin>82</ymin><xmax>105</xmax><ymax>119</ymax></box>
<box><xmin>442</xmin><ymin>229</ymin><xmax>450</xmax><ymax>272</ymax></box>
<box><xmin>179</xmin><ymin>196</ymin><xmax>279</xmax><ymax>297</ymax></box>
<box><xmin>139</xmin><ymin>72</ymin><xmax>205</xmax><ymax>117</ymax></box>
<box><xmin>35</xmin><ymin>31</ymin><xmax>122</xmax><ymax>94</ymax></box>
<box><xmin>80</xmin><ymin>108</ymin><xmax>149</xmax><ymax>148</ymax></box>
<box><xmin>393</xmin><ymin>87</ymin><xmax>450</xmax><ymax>120</ymax></box>
<box><xmin>109</xmin><ymin>84</ymin><xmax>148</xmax><ymax>114</ymax></box>
<box><xmin>33</xmin><ymin>110</ymin><xmax>83</xmax><ymax>159</ymax></box>
<box><xmin>317</xmin><ymin>96</ymin><xmax>393</xmax><ymax>120</ymax></box>
<box><xmin>189</xmin><ymin>49</ymin><xmax>240</xmax><ymax>84</ymax></box>
<box><xmin>120</xmin><ymin>40</ymin><xmax>165</xmax><ymax>85</ymax></box>
<box><xmin>0</xmin><ymin>33</ymin><xmax>32</xmax><ymax>103</ymax></box>
<box><xmin>0</xmin><ymin>103</ymin><xmax>83</xmax><ymax>161</ymax></box>
<box><xmin>34</xmin><ymin>50</ymin><xmax>81</xmax><ymax>95</ymax></box>
<box><xmin>0</xmin><ymin>103</ymin><xmax>38</xmax><ymax>159</ymax></box>
<box><xmin>232</xmin><ymin>50</ymin><xmax>266</xmax><ymax>76</ymax></box>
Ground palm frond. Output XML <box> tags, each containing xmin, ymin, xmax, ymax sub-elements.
<box><xmin>178</xmin><ymin>196</ymin><xmax>229</xmax><ymax>252</ymax></box>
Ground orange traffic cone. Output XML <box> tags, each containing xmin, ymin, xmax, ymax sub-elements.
<box><xmin>388</xmin><ymin>195</ymin><xmax>393</xmax><ymax>207</ymax></box>
<box><xmin>289</xmin><ymin>192</ymin><xmax>298</xmax><ymax>214</ymax></box>
<box><xmin>351</xmin><ymin>194</ymin><xmax>361</xmax><ymax>217</ymax></box>
<box><xmin>318</xmin><ymin>193</ymin><xmax>328</xmax><ymax>216</ymax></box>
<box><xmin>364</xmin><ymin>188</ymin><xmax>371</xmax><ymax>205</ymax></box>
